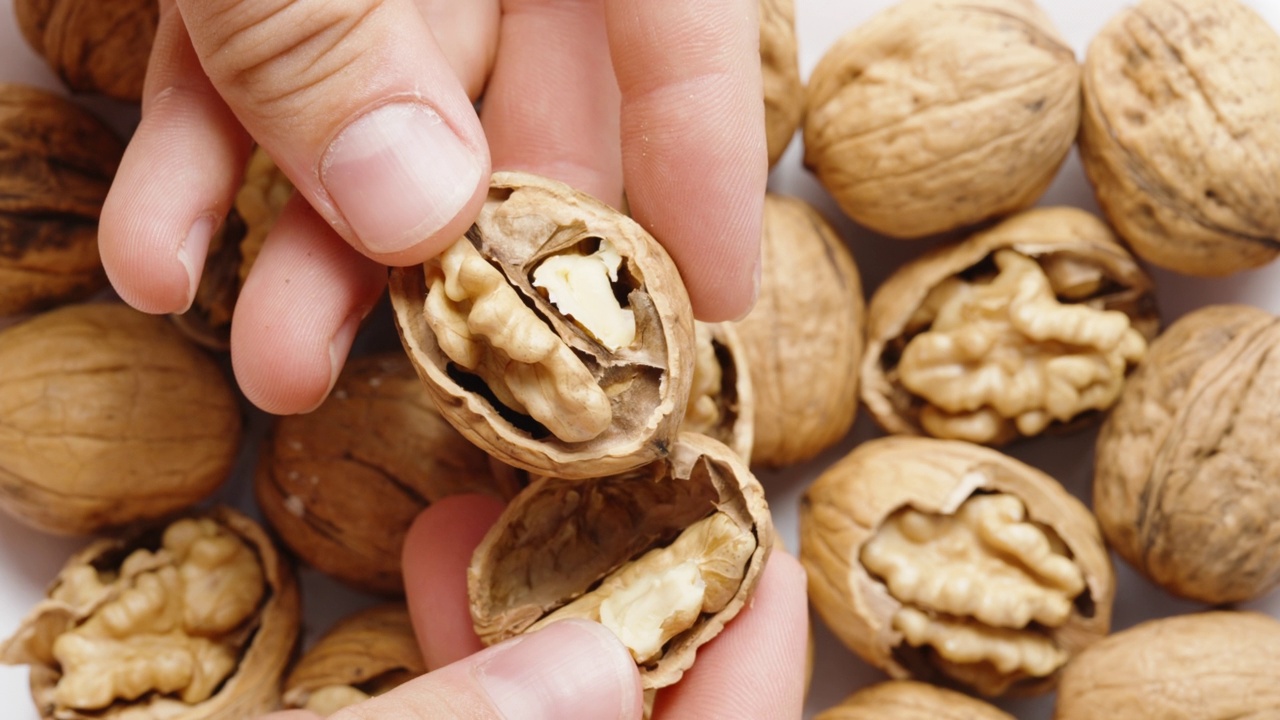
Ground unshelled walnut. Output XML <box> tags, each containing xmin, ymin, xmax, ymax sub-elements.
<box><xmin>863</xmin><ymin>207</ymin><xmax>1159</xmax><ymax>446</ymax></box>
<box><xmin>1095</xmin><ymin>304</ymin><xmax>1280</xmax><ymax>604</ymax></box>
<box><xmin>390</xmin><ymin>172</ymin><xmax>695</xmax><ymax>479</ymax></box>
<box><xmin>761</xmin><ymin>0</ymin><xmax>803</xmax><ymax>167</ymax></box>
<box><xmin>816</xmin><ymin>680</ymin><xmax>1015</xmax><ymax>720</ymax></box>
<box><xmin>0</xmin><ymin>303</ymin><xmax>242</xmax><ymax>535</ymax></box>
<box><xmin>469</xmin><ymin>433</ymin><xmax>771</xmax><ymax>689</ymax></box>
<box><xmin>734</xmin><ymin>194</ymin><xmax>864</xmax><ymax>467</ymax></box>
<box><xmin>801</xmin><ymin>437</ymin><xmax>1113</xmax><ymax>696</ymax></box>
<box><xmin>0</xmin><ymin>507</ymin><xmax>300</xmax><ymax>720</ymax></box>
<box><xmin>1080</xmin><ymin>0</ymin><xmax>1280</xmax><ymax>275</ymax></box>
<box><xmin>255</xmin><ymin>352</ymin><xmax>519</xmax><ymax>595</ymax></box>
<box><xmin>804</xmin><ymin>0</ymin><xmax>1079</xmax><ymax>238</ymax></box>
<box><xmin>0</xmin><ymin>84</ymin><xmax>122</xmax><ymax>317</ymax></box>
<box><xmin>681</xmin><ymin>322</ymin><xmax>753</xmax><ymax>461</ymax></box>
<box><xmin>15</xmin><ymin>0</ymin><xmax>157</xmax><ymax>101</ymax></box>
<box><xmin>1055</xmin><ymin>612</ymin><xmax>1280</xmax><ymax>719</ymax></box>
<box><xmin>283</xmin><ymin>604</ymin><xmax>424</xmax><ymax>716</ymax></box>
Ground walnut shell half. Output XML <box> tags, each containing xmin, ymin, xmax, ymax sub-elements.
<box><xmin>816</xmin><ymin>680</ymin><xmax>1015</xmax><ymax>720</ymax></box>
<box><xmin>467</xmin><ymin>433</ymin><xmax>771</xmax><ymax>690</ymax></box>
<box><xmin>391</xmin><ymin>171</ymin><xmax>695</xmax><ymax>479</ymax></box>
<box><xmin>15</xmin><ymin>0</ymin><xmax>157</xmax><ymax>101</ymax></box>
<box><xmin>801</xmin><ymin>437</ymin><xmax>1113</xmax><ymax>697</ymax></box>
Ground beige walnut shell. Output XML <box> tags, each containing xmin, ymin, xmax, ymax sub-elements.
<box><xmin>469</xmin><ymin>433</ymin><xmax>772</xmax><ymax>690</ymax></box>
<box><xmin>800</xmin><ymin>437</ymin><xmax>1114</xmax><ymax>697</ymax></box>
<box><xmin>15</xmin><ymin>0</ymin><xmax>157</xmax><ymax>102</ymax></box>
<box><xmin>0</xmin><ymin>83</ymin><xmax>122</xmax><ymax>317</ymax></box>
<box><xmin>1079</xmin><ymin>0</ymin><xmax>1280</xmax><ymax>275</ymax></box>
<box><xmin>255</xmin><ymin>352</ymin><xmax>519</xmax><ymax>595</ymax></box>
<box><xmin>0</xmin><ymin>303</ymin><xmax>242</xmax><ymax>535</ymax></box>
<box><xmin>1055</xmin><ymin>611</ymin><xmax>1280</xmax><ymax>719</ymax></box>
<box><xmin>816</xmin><ymin>680</ymin><xmax>1015</xmax><ymax>720</ymax></box>
<box><xmin>862</xmin><ymin>207</ymin><xmax>1159</xmax><ymax>445</ymax></box>
<box><xmin>734</xmin><ymin>194</ymin><xmax>864</xmax><ymax>467</ymax></box>
<box><xmin>682</xmin><ymin>322</ymin><xmax>754</xmax><ymax>462</ymax></box>
<box><xmin>390</xmin><ymin>171</ymin><xmax>695</xmax><ymax>479</ymax></box>
<box><xmin>761</xmin><ymin>0</ymin><xmax>804</xmax><ymax>167</ymax></box>
<box><xmin>804</xmin><ymin>0</ymin><xmax>1079</xmax><ymax>238</ymax></box>
<box><xmin>0</xmin><ymin>506</ymin><xmax>300</xmax><ymax>720</ymax></box>
<box><xmin>1094</xmin><ymin>304</ymin><xmax>1280</xmax><ymax>604</ymax></box>
<box><xmin>283</xmin><ymin>604</ymin><xmax>424</xmax><ymax>715</ymax></box>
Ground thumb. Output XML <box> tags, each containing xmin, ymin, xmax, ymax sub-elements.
<box><xmin>176</xmin><ymin>0</ymin><xmax>490</xmax><ymax>264</ymax></box>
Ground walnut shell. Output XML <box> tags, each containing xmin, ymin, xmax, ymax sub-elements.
<box><xmin>0</xmin><ymin>506</ymin><xmax>300</xmax><ymax>720</ymax></box>
<box><xmin>1055</xmin><ymin>611</ymin><xmax>1280</xmax><ymax>719</ymax></box>
<box><xmin>15</xmin><ymin>0</ymin><xmax>157</xmax><ymax>102</ymax></box>
<box><xmin>803</xmin><ymin>0</ymin><xmax>1079</xmax><ymax>238</ymax></box>
<box><xmin>816</xmin><ymin>680</ymin><xmax>1015</xmax><ymax>720</ymax></box>
<box><xmin>390</xmin><ymin>171</ymin><xmax>695</xmax><ymax>479</ymax></box>
<box><xmin>862</xmin><ymin>207</ymin><xmax>1159</xmax><ymax>445</ymax></box>
<box><xmin>254</xmin><ymin>352</ymin><xmax>519</xmax><ymax>595</ymax></box>
<box><xmin>734</xmin><ymin>194</ymin><xmax>864</xmax><ymax>467</ymax></box>
<box><xmin>0</xmin><ymin>303</ymin><xmax>242</xmax><ymax>535</ymax></box>
<box><xmin>682</xmin><ymin>322</ymin><xmax>754</xmax><ymax>462</ymax></box>
<box><xmin>468</xmin><ymin>433</ymin><xmax>772</xmax><ymax>690</ymax></box>
<box><xmin>1094</xmin><ymin>304</ymin><xmax>1280</xmax><ymax>603</ymax></box>
<box><xmin>1079</xmin><ymin>0</ymin><xmax>1280</xmax><ymax>275</ymax></box>
<box><xmin>0</xmin><ymin>83</ymin><xmax>122</xmax><ymax>317</ymax></box>
<box><xmin>800</xmin><ymin>437</ymin><xmax>1114</xmax><ymax>697</ymax></box>
<box><xmin>282</xmin><ymin>604</ymin><xmax>424</xmax><ymax>715</ymax></box>
<box><xmin>761</xmin><ymin>0</ymin><xmax>804</xmax><ymax>167</ymax></box>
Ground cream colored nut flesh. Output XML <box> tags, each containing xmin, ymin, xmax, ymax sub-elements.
<box><xmin>532</xmin><ymin>239</ymin><xmax>636</xmax><ymax>351</ymax></box>
<box><xmin>232</xmin><ymin>148</ymin><xmax>292</xmax><ymax>287</ymax></box>
<box><xmin>305</xmin><ymin>686</ymin><xmax>371</xmax><ymax>715</ymax></box>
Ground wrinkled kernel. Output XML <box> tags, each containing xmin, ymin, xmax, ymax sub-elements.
<box><xmin>234</xmin><ymin>147</ymin><xmax>293</xmax><ymax>285</ymax></box>
<box><xmin>682</xmin><ymin>323</ymin><xmax>724</xmax><ymax>435</ymax></box>
<box><xmin>532</xmin><ymin>239</ymin><xmax>636</xmax><ymax>351</ymax></box>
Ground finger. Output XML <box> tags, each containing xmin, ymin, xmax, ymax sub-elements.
<box><xmin>416</xmin><ymin>0</ymin><xmax>501</xmax><ymax>101</ymax></box>
<box><xmin>402</xmin><ymin>494</ymin><xmax>506</xmax><ymax>670</ymax></box>
<box><xmin>99</xmin><ymin>1</ymin><xmax>252</xmax><ymax>314</ymax></box>
<box><xmin>177</xmin><ymin>0</ymin><xmax>493</xmax><ymax>264</ymax></box>
<box><xmin>481</xmin><ymin>0</ymin><xmax>623</xmax><ymax>206</ymax></box>
<box><xmin>229</xmin><ymin>194</ymin><xmax>385</xmax><ymax>414</ymax></box>
<box><xmin>605</xmin><ymin>0</ymin><xmax>766</xmax><ymax>321</ymax></box>
<box><xmin>653</xmin><ymin>552</ymin><xmax>809</xmax><ymax>720</ymax></box>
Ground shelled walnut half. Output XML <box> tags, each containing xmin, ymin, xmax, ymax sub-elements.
<box><xmin>801</xmin><ymin>437</ymin><xmax>1113</xmax><ymax>696</ymax></box>
<box><xmin>391</xmin><ymin>172</ymin><xmax>695</xmax><ymax>479</ymax></box>
<box><xmin>863</xmin><ymin>207</ymin><xmax>1158</xmax><ymax>446</ymax></box>
<box><xmin>0</xmin><ymin>507</ymin><xmax>299</xmax><ymax>720</ymax></box>
<box><xmin>468</xmin><ymin>433</ymin><xmax>771</xmax><ymax>689</ymax></box>
<box><xmin>681</xmin><ymin>322</ymin><xmax>753</xmax><ymax>461</ymax></box>
<box><xmin>816</xmin><ymin>680</ymin><xmax>1015</xmax><ymax>720</ymax></box>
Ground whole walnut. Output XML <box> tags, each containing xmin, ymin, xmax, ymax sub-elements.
<box><xmin>760</xmin><ymin>0</ymin><xmax>804</xmax><ymax>167</ymax></box>
<box><xmin>255</xmin><ymin>352</ymin><xmax>519</xmax><ymax>595</ymax></box>
<box><xmin>15</xmin><ymin>0</ymin><xmax>158</xmax><ymax>101</ymax></box>
<box><xmin>1080</xmin><ymin>0</ymin><xmax>1280</xmax><ymax>275</ymax></box>
<box><xmin>0</xmin><ymin>303</ymin><xmax>242</xmax><ymax>535</ymax></box>
<box><xmin>1095</xmin><ymin>304</ymin><xmax>1280</xmax><ymax>604</ymax></box>
<box><xmin>804</xmin><ymin>0</ymin><xmax>1079</xmax><ymax>238</ymax></box>
<box><xmin>0</xmin><ymin>84</ymin><xmax>122</xmax><ymax>317</ymax></box>
<box><xmin>816</xmin><ymin>680</ymin><xmax>1015</xmax><ymax>720</ymax></box>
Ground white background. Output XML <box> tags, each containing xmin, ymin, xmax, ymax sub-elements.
<box><xmin>2</xmin><ymin>0</ymin><xmax>1280</xmax><ymax>717</ymax></box>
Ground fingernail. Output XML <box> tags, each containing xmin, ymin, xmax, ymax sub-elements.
<box><xmin>301</xmin><ymin>310</ymin><xmax>366</xmax><ymax>414</ymax></box>
<box><xmin>321</xmin><ymin>102</ymin><xmax>481</xmax><ymax>255</ymax></box>
<box><xmin>476</xmin><ymin>620</ymin><xmax>639</xmax><ymax>720</ymax></box>
<box><xmin>176</xmin><ymin>215</ymin><xmax>216</xmax><ymax>312</ymax></box>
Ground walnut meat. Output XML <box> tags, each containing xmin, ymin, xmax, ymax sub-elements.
<box><xmin>1095</xmin><ymin>304</ymin><xmax>1280</xmax><ymax>604</ymax></box>
<box><xmin>681</xmin><ymin>322</ymin><xmax>753</xmax><ymax>461</ymax></box>
<box><xmin>1080</xmin><ymin>0</ymin><xmax>1280</xmax><ymax>275</ymax></box>
<box><xmin>254</xmin><ymin>352</ymin><xmax>519</xmax><ymax>595</ymax></box>
<box><xmin>816</xmin><ymin>680</ymin><xmax>1015</xmax><ymax>720</ymax></box>
<box><xmin>863</xmin><ymin>207</ymin><xmax>1159</xmax><ymax>445</ymax></box>
<box><xmin>804</xmin><ymin>0</ymin><xmax>1080</xmax><ymax>238</ymax></box>
<box><xmin>0</xmin><ymin>84</ymin><xmax>122</xmax><ymax>317</ymax></box>
<box><xmin>801</xmin><ymin>437</ymin><xmax>1113</xmax><ymax>696</ymax></box>
<box><xmin>15</xmin><ymin>0</ymin><xmax>158</xmax><ymax>101</ymax></box>
<box><xmin>0</xmin><ymin>507</ymin><xmax>299</xmax><ymax>720</ymax></box>
<box><xmin>0</xmin><ymin>303</ymin><xmax>242</xmax><ymax>535</ymax></box>
<box><xmin>734</xmin><ymin>194</ymin><xmax>864</xmax><ymax>467</ymax></box>
<box><xmin>468</xmin><ymin>433</ymin><xmax>771</xmax><ymax>690</ymax></box>
<box><xmin>390</xmin><ymin>172</ymin><xmax>695</xmax><ymax>479</ymax></box>
<box><xmin>761</xmin><ymin>0</ymin><xmax>804</xmax><ymax>167</ymax></box>
<box><xmin>1055</xmin><ymin>612</ymin><xmax>1280</xmax><ymax>719</ymax></box>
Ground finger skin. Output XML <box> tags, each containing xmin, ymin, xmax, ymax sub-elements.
<box><xmin>416</xmin><ymin>0</ymin><xmax>500</xmax><ymax>101</ymax></box>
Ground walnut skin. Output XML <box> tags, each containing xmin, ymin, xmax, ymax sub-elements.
<box><xmin>391</xmin><ymin>172</ymin><xmax>695</xmax><ymax>479</ymax></box>
<box><xmin>0</xmin><ymin>507</ymin><xmax>300</xmax><ymax>720</ymax></box>
<box><xmin>863</xmin><ymin>207</ymin><xmax>1159</xmax><ymax>445</ymax></box>
<box><xmin>734</xmin><ymin>194</ymin><xmax>864</xmax><ymax>467</ymax></box>
<box><xmin>468</xmin><ymin>433</ymin><xmax>771</xmax><ymax>690</ymax></box>
<box><xmin>1055</xmin><ymin>612</ymin><xmax>1280</xmax><ymax>719</ymax></box>
<box><xmin>254</xmin><ymin>352</ymin><xmax>519</xmax><ymax>595</ymax></box>
<box><xmin>0</xmin><ymin>84</ymin><xmax>122</xmax><ymax>317</ymax></box>
<box><xmin>682</xmin><ymin>322</ymin><xmax>754</xmax><ymax>461</ymax></box>
<box><xmin>15</xmin><ymin>0</ymin><xmax>158</xmax><ymax>101</ymax></box>
<box><xmin>816</xmin><ymin>680</ymin><xmax>1015</xmax><ymax>720</ymax></box>
<box><xmin>1080</xmin><ymin>0</ymin><xmax>1280</xmax><ymax>275</ymax></box>
<box><xmin>761</xmin><ymin>0</ymin><xmax>804</xmax><ymax>167</ymax></box>
<box><xmin>801</xmin><ymin>437</ymin><xmax>1113</xmax><ymax>697</ymax></box>
<box><xmin>804</xmin><ymin>0</ymin><xmax>1079</xmax><ymax>238</ymax></box>
<box><xmin>0</xmin><ymin>304</ymin><xmax>242</xmax><ymax>535</ymax></box>
<box><xmin>1095</xmin><ymin>304</ymin><xmax>1280</xmax><ymax>604</ymax></box>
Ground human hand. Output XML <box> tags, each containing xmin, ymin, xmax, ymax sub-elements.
<box><xmin>99</xmin><ymin>0</ymin><xmax>766</xmax><ymax>415</ymax></box>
